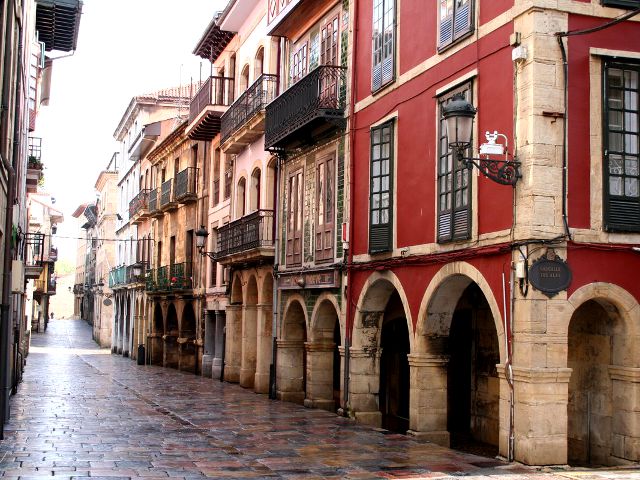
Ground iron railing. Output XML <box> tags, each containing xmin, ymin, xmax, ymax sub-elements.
<box><xmin>24</xmin><ymin>232</ymin><xmax>45</xmax><ymax>267</ymax></box>
<box><xmin>145</xmin><ymin>269</ymin><xmax>156</xmax><ymax>291</ymax></box>
<box><xmin>149</xmin><ymin>188</ymin><xmax>161</xmax><ymax>214</ymax></box>
<box><xmin>217</xmin><ymin>209</ymin><xmax>274</xmax><ymax>259</ymax></box>
<box><xmin>150</xmin><ymin>263</ymin><xmax>193</xmax><ymax>292</ymax></box>
<box><xmin>265</xmin><ymin>65</ymin><xmax>347</xmax><ymax>150</ymax></box>
<box><xmin>160</xmin><ymin>179</ymin><xmax>173</xmax><ymax>209</ymax></box>
<box><xmin>221</xmin><ymin>73</ymin><xmax>278</xmax><ymax>144</ymax></box>
<box><xmin>109</xmin><ymin>266</ymin><xmax>127</xmax><ymax>288</ymax></box>
<box><xmin>174</xmin><ymin>167</ymin><xmax>198</xmax><ymax>202</ymax></box>
<box><xmin>189</xmin><ymin>76</ymin><xmax>235</xmax><ymax>124</ymax></box>
<box><xmin>129</xmin><ymin>189</ymin><xmax>152</xmax><ymax>218</ymax></box>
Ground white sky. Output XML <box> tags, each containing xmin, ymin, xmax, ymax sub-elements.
<box><xmin>36</xmin><ymin>0</ymin><xmax>227</xmax><ymax>262</ymax></box>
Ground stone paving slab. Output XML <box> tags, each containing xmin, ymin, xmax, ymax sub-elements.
<box><xmin>1</xmin><ymin>319</ymin><xmax>639</xmax><ymax>479</ymax></box>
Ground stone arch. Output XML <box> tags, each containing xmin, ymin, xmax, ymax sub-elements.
<box><xmin>254</xmin><ymin>45</ymin><xmax>264</xmax><ymax>77</ymax></box>
<box><xmin>411</xmin><ymin>261</ymin><xmax>504</xmax><ymax>453</ymax></box>
<box><xmin>277</xmin><ymin>296</ymin><xmax>308</xmax><ymax>404</ymax></box>
<box><xmin>179</xmin><ymin>302</ymin><xmax>198</xmax><ymax>374</ymax></box>
<box><xmin>231</xmin><ymin>272</ymin><xmax>243</xmax><ymax>304</ymax></box>
<box><xmin>415</xmin><ymin>262</ymin><xmax>506</xmax><ymax>362</ymax></box>
<box><xmin>565</xmin><ymin>282</ymin><xmax>640</xmax><ymax>465</ymax></box>
<box><xmin>260</xmin><ymin>272</ymin><xmax>273</xmax><ymax>305</ymax></box>
<box><xmin>307</xmin><ymin>294</ymin><xmax>343</xmax><ymax>412</ymax></box>
<box><xmin>250</xmin><ymin>167</ymin><xmax>261</xmax><ymax>212</ymax></box>
<box><xmin>236</xmin><ymin>176</ymin><xmax>246</xmax><ymax>218</ymax></box>
<box><xmin>264</xmin><ymin>156</ymin><xmax>276</xmax><ymax>210</ymax></box>
<box><xmin>246</xmin><ymin>274</ymin><xmax>258</xmax><ymax>305</ymax></box>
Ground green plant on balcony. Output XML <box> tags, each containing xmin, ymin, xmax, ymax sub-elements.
<box><xmin>27</xmin><ymin>155</ymin><xmax>43</xmax><ymax>170</ymax></box>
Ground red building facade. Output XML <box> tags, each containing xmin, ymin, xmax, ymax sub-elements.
<box><xmin>346</xmin><ymin>0</ymin><xmax>640</xmax><ymax>467</ymax></box>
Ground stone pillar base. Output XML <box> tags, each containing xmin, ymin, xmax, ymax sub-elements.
<box><xmin>254</xmin><ymin>372</ymin><xmax>270</xmax><ymax>394</ymax></box>
<box><xmin>304</xmin><ymin>398</ymin><xmax>335</xmax><ymax>412</ymax></box>
<box><xmin>240</xmin><ymin>368</ymin><xmax>255</xmax><ymax>389</ymax></box>
<box><xmin>355</xmin><ymin>411</ymin><xmax>382</xmax><ymax>427</ymax></box>
<box><xmin>224</xmin><ymin>364</ymin><xmax>240</xmax><ymax>383</ymax></box>
<box><xmin>201</xmin><ymin>354</ymin><xmax>213</xmax><ymax>378</ymax></box>
<box><xmin>407</xmin><ymin>429</ymin><xmax>450</xmax><ymax>446</ymax></box>
<box><xmin>277</xmin><ymin>391</ymin><xmax>305</xmax><ymax>404</ymax></box>
<box><xmin>212</xmin><ymin>357</ymin><xmax>223</xmax><ymax>381</ymax></box>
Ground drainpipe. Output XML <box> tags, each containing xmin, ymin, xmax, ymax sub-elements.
<box><xmin>343</xmin><ymin>0</ymin><xmax>360</xmax><ymax>417</ymax></box>
<box><xmin>0</xmin><ymin>0</ymin><xmax>19</xmax><ymax>438</ymax></box>
<box><xmin>502</xmin><ymin>267</ymin><xmax>515</xmax><ymax>462</ymax></box>
<box><xmin>269</xmin><ymin>153</ymin><xmax>281</xmax><ymax>400</ymax></box>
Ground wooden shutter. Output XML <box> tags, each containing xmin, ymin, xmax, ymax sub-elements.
<box><xmin>369</xmin><ymin>121</ymin><xmax>394</xmax><ymax>253</ymax></box>
<box><xmin>316</xmin><ymin>155</ymin><xmax>335</xmax><ymax>262</ymax></box>
<box><xmin>439</xmin><ymin>0</ymin><xmax>472</xmax><ymax>49</ymax></box>
<box><xmin>604</xmin><ymin>61</ymin><xmax>640</xmax><ymax>231</ymax></box>
<box><xmin>381</xmin><ymin>0</ymin><xmax>395</xmax><ymax>86</ymax></box>
<box><xmin>286</xmin><ymin>170</ymin><xmax>304</xmax><ymax>265</ymax></box>
<box><xmin>372</xmin><ymin>0</ymin><xmax>384</xmax><ymax>91</ymax></box>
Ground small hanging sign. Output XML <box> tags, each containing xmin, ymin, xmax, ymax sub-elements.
<box><xmin>528</xmin><ymin>249</ymin><xmax>572</xmax><ymax>298</ymax></box>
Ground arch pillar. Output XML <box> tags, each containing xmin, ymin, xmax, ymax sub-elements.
<box><xmin>202</xmin><ymin>310</ymin><xmax>215</xmax><ymax>378</ymax></box>
<box><xmin>609</xmin><ymin>366</ymin><xmax>640</xmax><ymax>461</ymax></box>
<box><xmin>224</xmin><ymin>304</ymin><xmax>242</xmax><ymax>383</ymax></box>
<box><xmin>349</xmin><ymin>347</ymin><xmax>382</xmax><ymax>427</ymax></box>
<box><xmin>255</xmin><ymin>303</ymin><xmax>273</xmax><ymax>394</ymax></box>
<box><xmin>276</xmin><ymin>339</ymin><xmax>305</xmax><ymax>404</ymax></box>
<box><xmin>406</xmin><ymin>353</ymin><xmax>450</xmax><ymax>447</ymax></box>
<box><xmin>240</xmin><ymin>304</ymin><xmax>258</xmax><ymax>388</ymax></box>
<box><xmin>304</xmin><ymin>342</ymin><xmax>336</xmax><ymax>412</ymax></box>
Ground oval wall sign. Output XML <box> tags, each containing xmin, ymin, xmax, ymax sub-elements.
<box><xmin>528</xmin><ymin>249</ymin><xmax>572</xmax><ymax>298</ymax></box>
<box><xmin>103</xmin><ymin>298</ymin><xmax>113</xmax><ymax>306</ymax></box>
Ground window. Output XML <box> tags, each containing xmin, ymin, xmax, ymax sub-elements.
<box><xmin>604</xmin><ymin>61</ymin><xmax>640</xmax><ymax>231</ymax></box>
<box><xmin>439</xmin><ymin>0</ymin><xmax>473</xmax><ymax>50</ymax></box>
<box><xmin>602</xmin><ymin>0</ymin><xmax>639</xmax><ymax>8</ymax></box>
<box><xmin>369</xmin><ymin>120</ymin><xmax>394</xmax><ymax>253</ymax></box>
<box><xmin>224</xmin><ymin>155</ymin><xmax>232</xmax><ymax>200</ymax></box>
<box><xmin>321</xmin><ymin>16</ymin><xmax>339</xmax><ymax>67</ymax></box>
<box><xmin>291</xmin><ymin>42</ymin><xmax>308</xmax><ymax>84</ymax></box>
<box><xmin>316</xmin><ymin>154</ymin><xmax>335</xmax><ymax>262</ymax></box>
<box><xmin>213</xmin><ymin>148</ymin><xmax>221</xmax><ymax>206</ymax></box>
<box><xmin>437</xmin><ymin>83</ymin><xmax>472</xmax><ymax>242</ymax></box>
<box><xmin>209</xmin><ymin>227</ymin><xmax>217</xmax><ymax>288</ymax></box>
<box><xmin>372</xmin><ymin>0</ymin><xmax>395</xmax><ymax>91</ymax></box>
<box><xmin>286</xmin><ymin>169</ymin><xmax>304</xmax><ymax>265</ymax></box>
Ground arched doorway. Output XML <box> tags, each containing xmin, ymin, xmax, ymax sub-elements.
<box><xmin>164</xmin><ymin>303</ymin><xmax>179</xmax><ymax>369</ymax></box>
<box><xmin>307</xmin><ymin>298</ymin><xmax>341</xmax><ymax>412</ymax></box>
<box><xmin>150</xmin><ymin>303</ymin><xmax>164</xmax><ymax>365</ymax></box>
<box><xmin>567</xmin><ymin>299</ymin><xmax>624</xmax><ymax>466</ymax></box>
<box><xmin>236</xmin><ymin>177</ymin><xmax>246</xmax><ymax>218</ymax></box>
<box><xmin>250</xmin><ymin>168</ymin><xmax>261</xmax><ymax>212</ymax></box>
<box><xmin>277</xmin><ymin>299</ymin><xmax>307</xmax><ymax>404</ymax></box>
<box><xmin>379</xmin><ymin>291</ymin><xmax>410</xmax><ymax>433</ymax></box>
<box><xmin>123</xmin><ymin>295</ymin><xmax>131</xmax><ymax>357</ymax></box>
<box><xmin>446</xmin><ymin>283</ymin><xmax>500</xmax><ymax>456</ymax></box>
<box><xmin>180</xmin><ymin>303</ymin><xmax>197</xmax><ymax>374</ymax></box>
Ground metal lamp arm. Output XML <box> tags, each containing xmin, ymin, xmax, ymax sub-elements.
<box><xmin>455</xmin><ymin>149</ymin><xmax>521</xmax><ymax>187</ymax></box>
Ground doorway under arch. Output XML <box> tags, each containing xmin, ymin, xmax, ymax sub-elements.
<box><xmin>277</xmin><ymin>299</ymin><xmax>307</xmax><ymax>404</ymax></box>
<box><xmin>180</xmin><ymin>303</ymin><xmax>198</xmax><ymax>374</ymax></box>
<box><xmin>164</xmin><ymin>303</ymin><xmax>179</xmax><ymax>369</ymax></box>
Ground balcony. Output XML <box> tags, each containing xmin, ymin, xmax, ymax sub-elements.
<box><xmin>186</xmin><ymin>76</ymin><xmax>235</xmax><ymax>141</ymax></box>
<box><xmin>174</xmin><ymin>167</ymin><xmax>198</xmax><ymax>204</ymax></box>
<box><xmin>220</xmin><ymin>74</ymin><xmax>278</xmax><ymax>153</ymax></box>
<box><xmin>109</xmin><ymin>266</ymin><xmax>127</xmax><ymax>289</ymax></box>
<box><xmin>160</xmin><ymin>179</ymin><xmax>177</xmax><ymax>212</ymax></box>
<box><xmin>149</xmin><ymin>188</ymin><xmax>163</xmax><ymax>218</ymax></box>
<box><xmin>35</xmin><ymin>0</ymin><xmax>83</xmax><ymax>52</ymax></box>
<box><xmin>147</xmin><ymin>263</ymin><xmax>193</xmax><ymax>293</ymax></box>
<box><xmin>265</xmin><ymin>66</ymin><xmax>347</xmax><ymax>151</ymax></box>
<box><xmin>129</xmin><ymin>189</ymin><xmax>152</xmax><ymax>224</ymax></box>
<box><xmin>24</xmin><ymin>232</ymin><xmax>45</xmax><ymax>279</ymax></box>
<box><xmin>217</xmin><ymin>209</ymin><xmax>274</xmax><ymax>265</ymax></box>
<box><xmin>34</xmin><ymin>279</ymin><xmax>46</xmax><ymax>293</ymax></box>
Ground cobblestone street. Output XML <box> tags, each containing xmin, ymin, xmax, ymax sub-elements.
<box><xmin>0</xmin><ymin>319</ymin><xmax>637</xmax><ymax>479</ymax></box>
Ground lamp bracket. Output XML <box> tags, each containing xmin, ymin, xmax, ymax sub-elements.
<box><xmin>197</xmin><ymin>246</ymin><xmax>217</xmax><ymax>261</ymax></box>
<box><xmin>456</xmin><ymin>148</ymin><xmax>521</xmax><ymax>186</ymax></box>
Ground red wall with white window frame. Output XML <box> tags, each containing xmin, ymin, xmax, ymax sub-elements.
<box><xmin>564</xmin><ymin>13</ymin><xmax>640</xmax><ymax>230</ymax></box>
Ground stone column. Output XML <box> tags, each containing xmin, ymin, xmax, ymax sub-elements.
<box><xmin>349</xmin><ymin>347</ymin><xmax>382</xmax><ymax>427</ymax></box>
<box><xmin>406</xmin><ymin>353</ymin><xmax>450</xmax><ymax>446</ymax></box>
<box><xmin>304</xmin><ymin>342</ymin><xmax>336</xmax><ymax>411</ymax></box>
<box><xmin>201</xmin><ymin>310</ymin><xmax>214</xmax><ymax>378</ymax></box>
<box><xmin>609</xmin><ymin>366</ymin><xmax>640</xmax><ymax>462</ymax></box>
<box><xmin>212</xmin><ymin>311</ymin><xmax>226</xmax><ymax>381</ymax></box>
<box><xmin>240</xmin><ymin>305</ymin><xmax>257</xmax><ymax>389</ymax></box>
<box><xmin>255</xmin><ymin>303</ymin><xmax>273</xmax><ymax>394</ymax></box>
<box><xmin>276</xmin><ymin>339</ymin><xmax>305</xmax><ymax>404</ymax></box>
<box><xmin>224</xmin><ymin>304</ymin><xmax>242</xmax><ymax>383</ymax></box>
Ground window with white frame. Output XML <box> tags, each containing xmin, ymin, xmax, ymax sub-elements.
<box><xmin>439</xmin><ymin>0</ymin><xmax>473</xmax><ymax>50</ymax></box>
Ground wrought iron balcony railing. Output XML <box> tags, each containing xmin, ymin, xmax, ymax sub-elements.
<box><xmin>109</xmin><ymin>266</ymin><xmax>127</xmax><ymax>288</ymax></box>
<box><xmin>150</xmin><ymin>263</ymin><xmax>193</xmax><ymax>292</ymax></box>
<box><xmin>129</xmin><ymin>189</ymin><xmax>152</xmax><ymax>218</ymax></box>
<box><xmin>217</xmin><ymin>209</ymin><xmax>274</xmax><ymax>259</ymax></box>
<box><xmin>24</xmin><ymin>232</ymin><xmax>45</xmax><ymax>267</ymax></box>
<box><xmin>149</xmin><ymin>188</ymin><xmax>162</xmax><ymax>216</ymax></box>
<box><xmin>174</xmin><ymin>167</ymin><xmax>198</xmax><ymax>203</ymax></box>
<box><xmin>145</xmin><ymin>269</ymin><xmax>156</xmax><ymax>292</ymax></box>
<box><xmin>160</xmin><ymin>179</ymin><xmax>174</xmax><ymax>210</ymax></box>
<box><xmin>189</xmin><ymin>75</ymin><xmax>235</xmax><ymax>124</ymax></box>
<box><xmin>221</xmin><ymin>74</ymin><xmax>278</xmax><ymax>145</ymax></box>
<box><xmin>265</xmin><ymin>65</ymin><xmax>347</xmax><ymax>150</ymax></box>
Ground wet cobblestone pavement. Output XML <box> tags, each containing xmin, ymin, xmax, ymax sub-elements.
<box><xmin>1</xmin><ymin>319</ymin><xmax>639</xmax><ymax>479</ymax></box>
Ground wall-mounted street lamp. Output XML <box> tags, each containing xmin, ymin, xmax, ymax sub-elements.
<box><xmin>195</xmin><ymin>226</ymin><xmax>217</xmax><ymax>261</ymax></box>
<box><xmin>131</xmin><ymin>261</ymin><xmax>143</xmax><ymax>278</ymax></box>
<box><xmin>442</xmin><ymin>93</ymin><xmax>521</xmax><ymax>186</ymax></box>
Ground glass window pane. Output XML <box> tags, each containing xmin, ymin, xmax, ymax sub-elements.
<box><xmin>440</xmin><ymin>195</ymin><xmax>447</xmax><ymax>210</ymax></box>
<box><xmin>372</xmin><ymin>128</ymin><xmax>381</xmax><ymax>144</ymax></box>
<box><xmin>610</xmin><ymin>155</ymin><xmax>624</xmax><ymax>175</ymax></box>
<box><xmin>382</xmin><ymin>142</ymin><xmax>389</xmax><ymax>158</ymax></box>
<box><xmin>381</xmin><ymin>192</ymin><xmax>389</xmax><ymax>208</ymax></box>
<box><xmin>461</xmin><ymin>187</ymin><xmax>468</xmax><ymax>206</ymax></box>
<box><xmin>372</xmin><ymin>160</ymin><xmax>380</xmax><ymax>177</ymax></box>
<box><xmin>381</xmin><ymin>209</ymin><xmax>389</xmax><ymax>224</ymax></box>
<box><xmin>626</xmin><ymin>134</ymin><xmax>638</xmax><ymax>155</ymax></box>
<box><xmin>625</xmin><ymin>177</ymin><xmax>639</xmax><ymax>197</ymax></box>
<box><xmin>626</xmin><ymin>157</ymin><xmax>639</xmax><ymax>176</ymax></box>
<box><xmin>446</xmin><ymin>192</ymin><xmax>452</xmax><ymax>209</ymax></box>
<box><xmin>372</xmin><ymin>210</ymin><xmax>379</xmax><ymax>225</ymax></box>
<box><xmin>454</xmin><ymin>189</ymin><xmax>461</xmax><ymax>207</ymax></box>
<box><xmin>382</xmin><ymin>126</ymin><xmax>391</xmax><ymax>143</ymax></box>
<box><xmin>446</xmin><ymin>173</ymin><xmax>452</xmax><ymax>191</ymax></box>
<box><xmin>608</xmin><ymin>88</ymin><xmax>623</xmax><ymax>110</ymax></box>
<box><xmin>624</xmin><ymin>70</ymin><xmax>638</xmax><ymax>89</ymax></box>
<box><xmin>372</xmin><ymin>193</ymin><xmax>380</xmax><ymax>209</ymax></box>
<box><xmin>373</xmin><ymin>177</ymin><xmax>380</xmax><ymax>193</ymax></box>
<box><xmin>609</xmin><ymin>110</ymin><xmax>623</xmax><ymax>131</ymax></box>
<box><xmin>610</xmin><ymin>176</ymin><xmax>623</xmax><ymax>196</ymax></box>
<box><xmin>373</xmin><ymin>145</ymin><xmax>380</xmax><ymax>160</ymax></box>
<box><xmin>626</xmin><ymin>112</ymin><xmax>638</xmax><ymax>134</ymax></box>
<box><xmin>382</xmin><ymin>176</ymin><xmax>389</xmax><ymax>191</ymax></box>
<box><xmin>382</xmin><ymin>159</ymin><xmax>389</xmax><ymax>175</ymax></box>
<box><xmin>625</xmin><ymin>90</ymin><xmax>638</xmax><ymax>110</ymax></box>
<box><xmin>610</xmin><ymin>132</ymin><xmax>624</xmax><ymax>152</ymax></box>
<box><xmin>609</xmin><ymin>69</ymin><xmax>623</xmax><ymax>87</ymax></box>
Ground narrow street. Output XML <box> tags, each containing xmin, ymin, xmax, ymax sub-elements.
<box><xmin>0</xmin><ymin>319</ymin><xmax>637</xmax><ymax>480</ymax></box>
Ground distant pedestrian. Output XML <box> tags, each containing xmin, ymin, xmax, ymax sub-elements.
<box><xmin>50</xmin><ymin>312</ymin><xmax>54</xmax><ymax>320</ymax></box>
